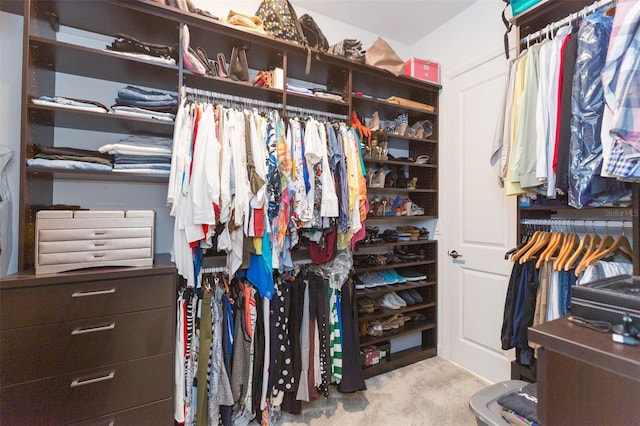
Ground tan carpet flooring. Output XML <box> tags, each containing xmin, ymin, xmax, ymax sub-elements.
<box><xmin>279</xmin><ymin>356</ymin><xmax>491</xmax><ymax>425</ymax></box>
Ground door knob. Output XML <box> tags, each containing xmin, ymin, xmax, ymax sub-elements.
<box><xmin>448</xmin><ymin>250</ymin><xmax>463</xmax><ymax>259</ymax></box>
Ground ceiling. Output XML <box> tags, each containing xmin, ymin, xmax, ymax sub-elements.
<box><xmin>298</xmin><ymin>0</ymin><xmax>477</xmax><ymax>45</ymax></box>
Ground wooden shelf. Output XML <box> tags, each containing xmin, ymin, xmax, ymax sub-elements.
<box><xmin>28</xmin><ymin>105</ymin><xmax>175</xmax><ymax>135</ymax></box>
<box><xmin>26</xmin><ymin>167</ymin><xmax>169</xmax><ymax>183</ymax></box>
<box><xmin>285</xmin><ymin>91</ymin><xmax>348</xmax><ymax>108</ymax></box>
<box><xmin>367</xmin><ymin>187</ymin><xmax>437</xmax><ymax>194</ymax></box>
<box><xmin>30</xmin><ymin>37</ymin><xmax>178</xmax><ymax>91</ymax></box>
<box><xmin>374</xmin><ymin>130</ymin><xmax>438</xmax><ymax>144</ymax></box>
<box><xmin>365</xmin><ymin>215</ymin><xmax>437</xmax><ymax>222</ymax></box>
<box><xmin>362</xmin><ymin>346</ymin><xmax>437</xmax><ymax>379</ymax></box>
<box><xmin>356</xmin><ymin>280</ymin><xmax>436</xmax><ymax>298</ymax></box>
<box><xmin>351</xmin><ymin>95</ymin><xmax>437</xmax><ymax>116</ymax></box>
<box><xmin>360</xmin><ymin>320</ymin><xmax>436</xmax><ymax>347</ymax></box>
<box><xmin>363</xmin><ymin>158</ymin><xmax>437</xmax><ymax>168</ymax></box>
<box><xmin>358</xmin><ymin>301</ymin><xmax>436</xmax><ymax>322</ymax></box>
<box><xmin>354</xmin><ymin>259</ymin><xmax>436</xmax><ymax>274</ymax></box>
<box><xmin>355</xmin><ymin>239</ymin><xmax>435</xmax><ymax>251</ymax></box>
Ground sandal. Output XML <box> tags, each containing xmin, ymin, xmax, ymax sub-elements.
<box><xmin>416</xmin><ymin>155</ymin><xmax>431</xmax><ymax>164</ymax></box>
<box><xmin>217</xmin><ymin>52</ymin><xmax>229</xmax><ymax>77</ymax></box>
<box><xmin>370</xmin><ymin>169</ymin><xmax>387</xmax><ymax>188</ymax></box>
<box><xmin>407</xmin><ymin>177</ymin><xmax>418</xmax><ymax>189</ymax></box>
<box><xmin>387</xmin><ymin>195</ymin><xmax>404</xmax><ymax>216</ymax></box>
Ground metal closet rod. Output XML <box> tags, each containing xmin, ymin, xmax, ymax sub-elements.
<box><xmin>520</xmin><ymin>0</ymin><xmax>616</xmax><ymax>46</ymax></box>
<box><xmin>285</xmin><ymin>105</ymin><xmax>348</xmax><ymax>121</ymax></box>
<box><xmin>182</xmin><ymin>86</ymin><xmax>283</xmax><ymax>110</ymax></box>
<box><xmin>520</xmin><ymin>218</ymin><xmax>632</xmax><ymax>229</ymax></box>
<box><xmin>181</xmin><ymin>86</ymin><xmax>347</xmax><ymax>120</ymax></box>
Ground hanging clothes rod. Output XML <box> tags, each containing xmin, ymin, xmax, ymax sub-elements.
<box><xmin>285</xmin><ymin>104</ymin><xmax>348</xmax><ymax>121</ymax></box>
<box><xmin>520</xmin><ymin>218</ymin><xmax>631</xmax><ymax>229</ymax></box>
<box><xmin>520</xmin><ymin>0</ymin><xmax>616</xmax><ymax>46</ymax></box>
<box><xmin>182</xmin><ymin>86</ymin><xmax>284</xmax><ymax>110</ymax></box>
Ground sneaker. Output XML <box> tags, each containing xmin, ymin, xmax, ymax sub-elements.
<box><xmin>354</xmin><ymin>275</ymin><xmax>366</xmax><ymax>290</ymax></box>
<box><xmin>407</xmin><ymin>288</ymin><xmax>424</xmax><ymax>303</ymax></box>
<box><xmin>398</xmin><ymin>290</ymin><xmax>416</xmax><ymax>305</ymax></box>
<box><xmin>370</xmin><ymin>272</ymin><xmax>388</xmax><ymax>287</ymax></box>
<box><xmin>360</xmin><ymin>273</ymin><xmax>377</xmax><ymax>288</ymax></box>
<box><xmin>380</xmin><ymin>293</ymin><xmax>402</xmax><ymax>310</ymax></box>
<box><xmin>377</xmin><ymin>270</ymin><xmax>398</xmax><ymax>285</ymax></box>
<box><xmin>389</xmin><ymin>292</ymin><xmax>407</xmax><ymax>308</ymax></box>
<box><xmin>386</xmin><ymin>269</ymin><xmax>407</xmax><ymax>283</ymax></box>
<box><xmin>398</xmin><ymin>269</ymin><xmax>427</xmax><ymax>282</ymax></box>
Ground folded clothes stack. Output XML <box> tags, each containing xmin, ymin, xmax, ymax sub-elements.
<box><xmin>106</xmin><ymin>33</ymin><xmax>177</xmax><ymax>65</ymax></box>
<box><xmin>99</xmin><ymin>135</ymin><xmax>173</xmax><ymax>175</ymax></box>
<box><xmin>27</xmin><ymin>145</ymin><xmax>113</xmax><ymax>171</ymax></box>
<box><xmin>31</xmin><ymin>96</ymin><xmax>108</xmax><ymax>113</ymax></box>
<box><xmin>111</xmin><ymin>85</ymin><xmax>178</xmax><ymax>121</ymax></box>
<box><xmin>497</xmin><ymin>383</ymin><xmax>538</xmax><ymax>426</ymax></box>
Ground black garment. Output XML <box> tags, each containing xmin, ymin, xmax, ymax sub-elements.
<box><xmin>282</xmin><ymin>276</ymin><xmax>305</xmax><ymax>414</ymax></box>
<box><xmin>497</xmin><ymin>383</ymin><xmax>539</xmax><ymax>423</ymax></box>
<box><xmin>271</xmin><ymin>278</ymin><xmax>295</xmax><ymax>393</ymax></box>
<box><xmin>220</xmin><ymin>295</ymin><xmax>233</xmax><ymax>426</ymax></box>
<box><xmin>501</xmin><ymin>262</ymin><xmax>524</xmax><ymax>350</ymax></box>
<box><xmin>251</xmin><ymin>288</ymin><xmax>265</xmax><ymax>418</ymax></box>
<box><xmin>337</xmin><ymin>277</ymin><xmax>366</xmax><ymax>393</ymax></box>
<box><xmin>107</xmin><ymin>33</ymin><xmax>176</xmax><ymax>60</ymax></box>
<box><xmin>556</xmin><ymin>33</ymin><xmax>578</xmax><ymax>191</ymax></box>
<box><xmin>308</xmin><ymin>275</ymin><xmax>330</xmax><ymax>398</ymax></box>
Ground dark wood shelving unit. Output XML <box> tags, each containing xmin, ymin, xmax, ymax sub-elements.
<box><xmin>360</xmin><ymin>320</ymin><xmax>437</xmax><ymax>347</ymax></box>
<box><xmin>358</xmin><ymin>301</ymin><xmax>437</xmax><ymax>322</ymax></box>
<box><xmin>356</xmin><ymin>280</ymin><xmax>436</xmax><ymax>298</ymax></box>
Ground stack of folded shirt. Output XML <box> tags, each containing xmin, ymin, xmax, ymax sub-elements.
<box><xmin>31</xmin><ymin>96</ymin><xmax>108</xmax><ymax>113</ymax></box>
<box><xmin>312</xmin><ymin>88</ymin><xmax>344</xmax><ymax>102</ymax></box>
<box><xmin>497</xmin><ymin>383</ymin><xmax>539</xmax><ymax>426</ymax></box>
<box><xmin>98</xmin><ymin>135</ymin><xmax>172</xmax><ymax>175</ymax></box>
<box><xmin>27</xmin><ymin>145</ymin><xmax>113</xmax><ymax>171</ymax></box>
<box><xmin>110</xmin><ymin>85</ymin><xmax>178</xmax><ymax>122</ymax></box>
<box><xmin>106</xmin><ymin>33</ymin><xmax>177</xmax><ymax>65</ymax></box>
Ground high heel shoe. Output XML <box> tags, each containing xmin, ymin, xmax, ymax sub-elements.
<box><xmin>368</xmin><ymin>111</ymin><xmax>380</xmax><ymax>131</ymax></box>
<box><xmin>386</xmin><ymin>195</ymin><xmax>403</xmax><ymax>216</ymax></box>
<box><xmin>369</xmin><ymin>169</ymin><xmax>386</xmax><ymax>188</ymax></box>
<box><xmin>400</xmin><ymin>197</ymin><xmax>412</xmax><ymax>216</ymax></box>
<box><xmin>407</xmin><ymin>177</ymin><xmax>418</xmax><ymax>189</ymax></box>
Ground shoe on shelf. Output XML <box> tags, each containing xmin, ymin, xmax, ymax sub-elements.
<box><xmin>380</xmin><ymin>293</ymin><xmax>402</xmax><ymax>310</ymax></box>
<box><xmin>407</xmin><ymin>177</ymin><xmax>418</xmax><ymax>189</ymax></box>
<box><xmin>409</xmin><ymin>201</ymin><xmax>425</xmax><ymax>216</ymax></box>
<box><xmin>368</xmin><ymin>321</ymin><xmax>384</xmax><ymax>336</ymax></box>
<box><xmin>398</xmin><ymin>290</ymin><xmax>416</xmax><ymax>305</ymax></box>
<box><xmin>389</xmin><ymin>291</ymin><xmax>407</xmax><ymax>308</ymax></box>
<box><xmin>386</xmin><ymin>195</ymin><xmax>404</xmax><ymax>217</ymax></box>
<box><xmin>369</xmin><ymin>169</ymin><xmax>387</xmax><ymax>188</ymax></box>
<box><xmin>386</xmin><ymin>269</ymin><xmax>408</xmax><ymax>283</ymax></box>
<box><xmin>407</xmin><ymin>288</ymin><xmax>424</xmax><ymax>303</ymax></box>
<box><xmin>378</xmin><ymin>270</ymin><xmax>398</xmax><ymax>285</ymax></box>
<box><xmin>354</xmin><ymin>275</ymin><xmax>366</xmax><ymax>290</ymax></box>
<box><xmin>368</xmin><ymin>111</ymin><xmax>380</xmax><ymax>131</ymax></box>
<box><xmin>398</xmin><ymin>268</ymin><xmax>428</xmax><ymax>281</ymax></box>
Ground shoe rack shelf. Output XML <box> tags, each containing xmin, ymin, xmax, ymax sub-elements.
<box><xmin>359</xmin><ymin>301</ymin><xmax>437</xmax><ymax>323</ymax></box>
<box><xmin>356</xmin><ymin>239</ymin><xmax>436</xmax><ymax>251</ymax></box>
<box><xmin>351</xmin><ymin>96</ymin><xmax>438</xmax><ymax>117</ymax></box>
<box><xmin>356</xmin><ymin>280</ymin><xmax>437</xmax><ymax>298</ymax></box>
<box><xmin>361</xmin><ymin>320</ymin><xmax>437</xmax><ymax>347</ymax></box>
<box><xmin>367</xmin><ymin>187</ymin><xmax>437</xmax><ymax>194</ymax></box>
<box><xmin>362</xmin><ymin>346</ymin><xmax>438</xmax><ymax>379</ymax></box>
<box><xmin>372</xmin><ymin>130</ymin><xmax>438</xmax><ymax>145</ymax></box>
<box><xmin>354</xmin><ymin>259</ymin><xmax>436</xmax><ymax>274</ymax></box>
<box><xmin>364</xmin><ymin>159</ymin><xmax>438</xmax><ymax>169</ymax></box>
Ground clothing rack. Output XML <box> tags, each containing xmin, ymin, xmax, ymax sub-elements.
<box><xmin>182</xmin><ymin>86</ymin><xmax>283</xmax><ymax>110</ymax></box>
<box><xmin>520</xmin><ymin>218</ymin><xmax>631</xmax><ymax>231</ymax></box>
<box><xmin>201</xmin><ymin>266</ymin><xmax>227</xmax><ymax>274</ymax></box>
<box><xmin>285</xmin><ymin>104</ymin><xmax>348</xmax><ymax>121</ymax></box>
<box><xmin>520</xmin><ymin>0</ymin><xmax>616</xmax><ymax>46</ymax></box>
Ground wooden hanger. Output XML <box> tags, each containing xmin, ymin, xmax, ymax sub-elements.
<box><xmin>519</xmin><ymin>231</ymin><xmax>552</xmax><ymax>264</ymax></box>
<box><xmin>574</xmin><ymin>234</ymin><xmax>604</xmax><ymax>277</ymax></box>
<box><xmin>555</xmin><ymin>232</ymin><xmax>577</xmax><ymax>271</ymax></box>
<box><xmin>583</xmin><ymin>234</ymin><xmax>633</xmax><ymax>266</ymax></box>
<box><xmin>536</xmin><ymin>231</ymin><xmax>564</xmax><ymax>269</ymax></box>
<box><xmin>564</xmin><ymin>233</ymin><xmax>589</xmax><ymax>271</ymax></box>
<box><xmin>510</xmin><ymin>230</ymin><xmax>543</xmax><ymax>262</ymax></box>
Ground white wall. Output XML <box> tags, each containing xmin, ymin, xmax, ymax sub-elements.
<box><xmin>0</xmin><ymin>11</ymin><xmax>23</xmax><ymax>276</ymax></box>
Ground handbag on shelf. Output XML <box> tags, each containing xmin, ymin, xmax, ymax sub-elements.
<box><xmin>229</xmin><ymin>46</ymin><xmax>249</xmax><ymax>82</ymax></box>
<box><xmin>299</xmin><ymin>13</ymin><xmax>329</xmax><ymax>51</ymax></box>
<box><xmin>365</xmin><ymin>37</ymin><xmax>406</xmax><ymax>77</ymax></box>
<box><xmin>256</xmin><ymin>0</ymin><xmax>307</xmax><ymax>45</ymax></box>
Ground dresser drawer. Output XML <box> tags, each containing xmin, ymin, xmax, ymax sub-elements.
<box><xmin>1</xmin><ymin>273</ymin><xmax>175</xmax><ymax>329</ymax></box>
<box><xmin>69</xmin><ymin>398</ymin><xmax>173</xmax><ymax>426</ymax></box>
<box><xmin>38</xmin><ymin>237</ymin><xmax>152</xmax><ymax>254</ymax></box>
<box><xmin>1</xmin><ymin>353</ymin><xmax>173</xmax><ymax>425</ymax></box>
<box><xmin>38</xmin><ymin>227</ymin><xmax>152</xmax><ymax>242</ymax></box>
<box><xmin>1</xmin><ymin>307</ymin><xmax>173</xmax><ymax>386</ymax></box>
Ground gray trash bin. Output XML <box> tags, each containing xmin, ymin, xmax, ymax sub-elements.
<box><xmin>469</xmin><ymin>380</ymin><xmax>530</xmax><ymax>426</ymax></box>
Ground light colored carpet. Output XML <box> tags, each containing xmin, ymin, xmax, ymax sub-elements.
<box><xmin>279</xmin><ymin>356</ymin><xmax>491</xmax><ymax>425</ymax></box>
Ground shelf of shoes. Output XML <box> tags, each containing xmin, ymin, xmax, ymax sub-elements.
<box><xmin>354</xmin><ymin>259</ymin><xmax>435</xmax><ymax>274</ymax></box>
<box><xmin>356</xmin><ymin>280</ymin><xmax>436</xmax><ymax>299</ymax></box>
<box><xmin>361</xmin><ymin>342</ymin><xmax>437</xmax><ymax>379</ymax></box>
<box><xmin>360</xmin><ymin>319</ymin><xmax>437</xmax><ymax>347</ymax></box>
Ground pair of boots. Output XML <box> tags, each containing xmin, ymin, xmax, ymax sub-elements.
<box><xmin>182</xmin><ymin>24</ymin><xmax>249</xmax><ymax>81</ymax></box>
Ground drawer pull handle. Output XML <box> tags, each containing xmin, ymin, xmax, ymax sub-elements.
<box><xmin>70</xmin><ymin>371</ymin><xmax>115</xmax><ymax>388</ymax></box>
<box><xmin>94</xmin><ymin>242</ymin><xmax>105</xmax><ymax>247</ymax></box>
<box><xmin>94</xmin><ymin>231</ymin><xmax>106</xmax><ymax>236</ymax></box>
<box><xmin>71</xmin><ymin>323</ymin><xmax>115</xmax><ymax>335</ymax></box>
<box><xmin>72</xmin><ymin>288</ymin><xmax>116</xmax><ymax>298</ymax></box>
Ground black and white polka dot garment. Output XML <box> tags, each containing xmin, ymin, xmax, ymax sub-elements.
<box><xmin>273</xmin><ymin>278</ymin><xmax>294</xmax><ymax>393</ymax></box>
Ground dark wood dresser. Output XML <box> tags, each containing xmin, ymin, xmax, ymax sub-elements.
<box><xmin>0</xmin><ymin>264</ymin><xmax>176</xmax><ymax>425</ymax></box>
<box><xmin>529</xmin><ymin>316</ymin><xmax>640</xmax><ymax>426</ymax></box>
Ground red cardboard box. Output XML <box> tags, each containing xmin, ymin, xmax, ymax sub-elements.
<box><xmin>404</xmin><ymin>58</ymin><xmax>440</xmax><ymax>84</ymax></box>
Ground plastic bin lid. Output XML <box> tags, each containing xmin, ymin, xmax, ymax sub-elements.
<box><xmin>469</xmin><ymin>380</ymin><xmax>530</xmax><ymax>426</ymax></box>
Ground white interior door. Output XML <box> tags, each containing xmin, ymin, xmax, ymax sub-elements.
<box><xmin>442</xmin><ymin>52</ymin><xmax>516</xmax><ymax>383</ymax></box>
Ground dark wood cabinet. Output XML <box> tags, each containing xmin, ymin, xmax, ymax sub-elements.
<box><xmin>529</xmin><ymin>317</ymin><xmax>640</xmax><ymax>426</ymax></box>
<box><xmin>0</xmin><ymin>265</ymin><xmax>176</xmax><ymax>425</ymax></box>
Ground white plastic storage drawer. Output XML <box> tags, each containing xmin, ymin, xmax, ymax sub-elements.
<box><xmin>35</xmin><ymin>210</ymin><xmax>155</xmax><ymax>274</ymax></box>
